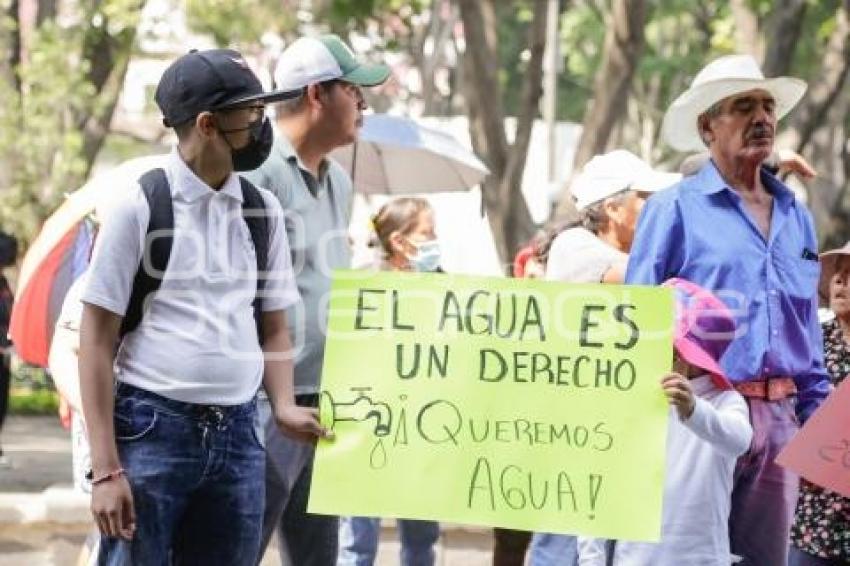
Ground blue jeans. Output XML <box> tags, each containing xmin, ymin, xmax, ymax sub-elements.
<box><xmin>788</xmin><ymin>546</ymin><xmax>848</xmax><ymax>566</ymax></box>
<box><xmin>98</xmin><ymin>383</ymin><xmax>265</xmax><ymax>566</ymax></box>
<box><xmin>528</xmin><ymin>533</ymin><xmax>578</xmax><ymax>566</ymax></box>
<box><xmin>260</xmin><ymin>395</ymin><xmax>339</xmax><ymax>565</ymax></box>
<box><xmin>338</xmin><ymin>517</ymin><xmax>439</xmax><ymax>566</ymax></box>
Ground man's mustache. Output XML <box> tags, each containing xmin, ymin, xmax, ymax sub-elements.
<box><xmin>746</xmin><ymin>123</ymin><xmax>774</xmax><ymax>140</ymax></box>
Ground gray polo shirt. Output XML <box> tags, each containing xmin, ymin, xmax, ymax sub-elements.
<box><xmin>243</xmin><ymin>132</ymin><xmax>353</xmax><ymax>394</ymax></box>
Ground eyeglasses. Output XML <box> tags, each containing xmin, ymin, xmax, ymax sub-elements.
<box><xmin>320</xmin><ymin>80</ymin><xmax>364</xmax><ymax>103</ymax></box>
<box><xmin>218</xmin><ymin>104</ymin><xmax>264</xmax><ymax>120</ymax></box>
<box><xmin>214</xmin><ymin>104</ymin><xmax>265</xmax><ymax>133</ymax></box>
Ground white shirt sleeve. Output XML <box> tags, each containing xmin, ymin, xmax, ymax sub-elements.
<box><xmin>259</xmin><ymin>188</ymin><xmax>300</xmax><ymax>312</ymax></box>
<box><xmin>683</xmin><ymin>391</ymin><xmax>753</xmax><ymax>459</ymax></box>
<box><xmin>81</xmin><ymin>186</ymin><xmax>147</xmax><ymax>316</ymax></box>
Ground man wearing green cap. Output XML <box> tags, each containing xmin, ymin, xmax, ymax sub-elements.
<box><xmin>242</xmin><ymin>34</ymin><xmax>390</xmax><ymax>565</ymax></box>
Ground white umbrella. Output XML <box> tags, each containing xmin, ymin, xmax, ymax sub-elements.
<box><xmin>331</xmin><ymin>114</ymin><xmax>490</xmax><ymax>195</ymax></box>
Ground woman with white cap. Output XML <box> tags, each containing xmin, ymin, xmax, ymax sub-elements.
<box><xmin>788</xmin><ymin>243</ymin><xmax>850</xmax><ymax>566</ymax></box>
<box><xmin>544</xmin><ymin>149</ymin><xmax>679</xmax><ymax>286</ymax></box>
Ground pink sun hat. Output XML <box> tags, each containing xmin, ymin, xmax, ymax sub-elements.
<box><xmin>663</xmin><ymin>278</ymin><xmax>737</xmax><ymax>390</ymax></box>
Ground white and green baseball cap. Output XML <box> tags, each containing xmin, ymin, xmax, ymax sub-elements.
<box><xmin>274</xmin><ymin>34</ymin><xmax>390</xmax><ymax>91</ymax></box>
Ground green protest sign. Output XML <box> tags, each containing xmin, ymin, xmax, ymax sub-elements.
<box><xmin>309</xmin><ymin>270</ymin><xmax>672</xmax><ymax>541</ymax></box>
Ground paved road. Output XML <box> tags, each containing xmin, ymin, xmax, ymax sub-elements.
<box><xmin>0</xmin><ymin>416</ymin><xmax>495</xmax><ymax>565</ymax></box>
<box><xmin>0</xmin><ymin>416</ymin><xmax>74</xmax><ymax>493</ymax></box>
<box><xmin>0</xmin><ymin>525</ymin><xmax>494</xmax><ymax>566</ymax></box>
<box><xmin>0</xmin><ymin>526</ymin><xmax>494</xmax><ymax>565</ymax></box>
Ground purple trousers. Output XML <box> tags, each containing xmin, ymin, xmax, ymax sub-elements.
<box><xmin>729</xmin><ymin>397</ymin><xmax>799</xmax><ymax>566</ymax></box>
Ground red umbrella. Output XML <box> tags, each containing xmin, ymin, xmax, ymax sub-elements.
<box><xmin>9</xmin><ymin>155</ymin><xmax>166</xmax><ymax>366</ymax></box>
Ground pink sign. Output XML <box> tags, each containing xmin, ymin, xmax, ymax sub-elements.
<box><xmin>777</xmin><ymin>378</ymin><xmax>850</xmax><ymax>497</ymax></box>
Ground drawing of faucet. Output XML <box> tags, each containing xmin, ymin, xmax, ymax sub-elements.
<box><xmin>319</xmin><ymin>387</ymin><xmax>393</xmax><ymax>437</ymax></box>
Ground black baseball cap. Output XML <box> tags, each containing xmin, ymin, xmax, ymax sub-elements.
<box><xmin>155</xmin><ymin>48</ymin><xmax>301</xmax><ymax>128</ymax></box>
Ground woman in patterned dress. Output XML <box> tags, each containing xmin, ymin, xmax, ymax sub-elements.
<box><xmin>789</xmin><ymin>242</ymin><xmax>850</xmax><ymax>565</ymax></box>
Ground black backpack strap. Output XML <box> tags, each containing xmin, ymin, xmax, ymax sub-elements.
<box><xmin>240</xmin><ymin>177</ymin><xmax>269</xmax><ymax>344</ymax></box>
<box><xmin>119</xmin><ymin>168</ymin><xmax>173</xmax><ymax>338</ymax></box>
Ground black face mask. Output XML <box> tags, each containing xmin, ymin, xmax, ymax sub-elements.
<box><xmin>226</xmin><ymin>117</ymin><xmax>273</xmax><ymax>172</ymax></box>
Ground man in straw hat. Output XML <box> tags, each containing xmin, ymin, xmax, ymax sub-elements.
<box><xmin>626</xmin><ymin>54</ymin><xmax>830</xmax><ymax>566</ymax></box>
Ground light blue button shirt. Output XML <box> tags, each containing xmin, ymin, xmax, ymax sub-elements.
<box><xmin>626</xmin><ymin>160</ymin><xmax>829</xmax><ymax>421</ymax></box>
<box><xmin>243</xmin><ymin>132</ymin><xmax>353</xmax><ymax>394</ymax></box>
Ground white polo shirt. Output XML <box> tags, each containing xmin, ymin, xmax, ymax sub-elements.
<box><xmin>83</xmin><ymin>149</ymin><xmax>300</xmax><ymax>405</ymax></box>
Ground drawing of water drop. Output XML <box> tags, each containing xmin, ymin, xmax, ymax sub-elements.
<box><xmin>369</xmin><ymin>438</ymin><xmax>388</xmax><ymax>469</ymax></box>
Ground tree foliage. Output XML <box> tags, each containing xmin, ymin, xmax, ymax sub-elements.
<box><xmin>3</xmin><ymin>0</ymin><xmax>850</xmax><ymax>252</ymax></box>
<box><xmin>0</xmin><ymin>0</ymin><xmax>143</xmax><ymax>244</ymax></box>
<box><xmin>185</xmin><ymin>0</ymin><xmax>295</xmax><ymax>47</ymax></box>
<box><xmin>315</xmin><ymin>0</ymin><xmax>427</xmax><ymax>36</ymax></box>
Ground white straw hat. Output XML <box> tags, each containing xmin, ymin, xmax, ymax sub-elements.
<box><xmin>661</xmin><ymin>54</ymin><xmax>807</xmax><ymax>152</ymax></box>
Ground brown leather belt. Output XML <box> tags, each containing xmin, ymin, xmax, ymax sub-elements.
<box><xmin>734</xmin><ymin>377</ymin><xmax>797</xmax><ymax>401</ymax></box>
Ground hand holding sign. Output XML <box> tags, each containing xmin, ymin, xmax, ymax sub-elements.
<box><xmin>661</xmin><ymin>373</ymin><xmax>695</xmax><ymax>420</ymax></box>
<box><xmin>275</xmin><ymin>403</ymin><xmax>331</xmax><ymax>443</ymax></box>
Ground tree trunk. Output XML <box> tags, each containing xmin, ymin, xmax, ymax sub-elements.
<box><xmin>457</xmin><ymin>0</ymin><xmax>546</xmax><ymax>268</ymax></box>
<box><xmin>555</xmin><ymin>0</ymin><xmax>646</xmax><ymax>217</ymax></box>
<box><xmin>761</xmin><ymin>0</ymin><xmax>807</xmax><ymax>76</ymax></box>
<box><xmin>807</xmin><ymin>86</ymin><xmax>850</xmax><ymax>248</ymax></box>
<box><xmin>457</xmin><ymin>0</ymin><xmax>507</xmax><ymax>172</ymax></box>
<box><xmin>458</xmin><ymin>0</ymin><xmax>508</xmax><ymax>264</ymax></box>
<box><xmin>569</xmin><ymin>0</ymin><xmax>647</xmax><ymax>171</ymax></box>
<box><xmin>730</xmin><ymin>0</ymin><xmax>762</xmax><ymax>59</ymax></box>
<box><xmin>784</xmin><ymin>1</ymin><xmax>850</xmax><ymax>155</ymax></box>
<box><xmin>0</xmin><ymin>0</ymin><xmax>22</xmax><ymax>191</ymax></box>
<box><xmin>692</xmin><ymin>3</ymin><xmax>716</xmax><ymax>51</ymax></box>
<box><xmin>75</xmin><ymin>0</ymin><xmax>144</xmax><ymax>179</ymax></box>
<box><xmin>3</xmin><ymin>0</ymin><xmax>21</xmax><ymax>95</ymax></box>
<box><xmin>35</xmin><ymin>0</ymin><xmax>56</xmax><ymax>26</ymax></box>
<box><xmin>497</xmin><ymin>0</ymin><xmax>547</xmax><ymax>259</ymax></box>
<box><xmin>420</xmin><ymin>0</ymin><xmax>457</xmax><ymax>115</ymax></box>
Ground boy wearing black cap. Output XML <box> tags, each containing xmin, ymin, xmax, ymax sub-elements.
<box><xmin>79</xmin><ymin>49</ymin><xmax>326</xmax><ymax>565</ymax></box>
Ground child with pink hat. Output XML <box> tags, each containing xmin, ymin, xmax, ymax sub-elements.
<box><xmin>580</xmin><ymin>278</ymin><xmax>753</xmax><ymax>565</ymax></box>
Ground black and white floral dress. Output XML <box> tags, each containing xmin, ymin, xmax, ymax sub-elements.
<box><xmin>790</xmin><ymin>318</ymin><xmax>850</xmax><ymax>560</ymax></box>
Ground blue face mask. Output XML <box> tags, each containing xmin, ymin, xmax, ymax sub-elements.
<box><xmin>407</xmin><ymin>239</ymin><xmax>441</xmax><ymax>272</ymax></box>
